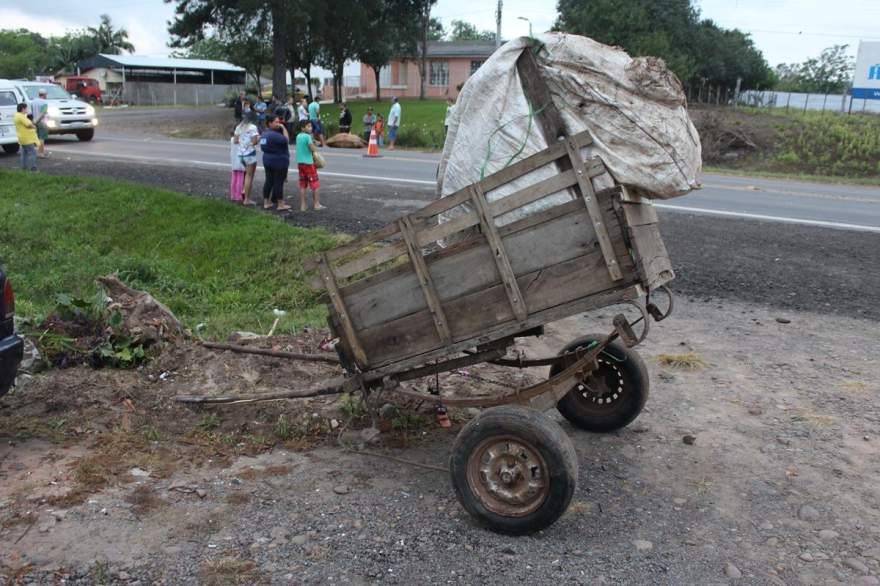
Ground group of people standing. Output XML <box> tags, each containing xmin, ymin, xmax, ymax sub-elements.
<box><xmin>12</xmin><ymin>88</ymin><xmax>51</xmax><ymax>171</ymax></box>
<box><xmin>231</xmin><ymin>92</ymin><xmax>323</xmax><ymax>212</ymax></box>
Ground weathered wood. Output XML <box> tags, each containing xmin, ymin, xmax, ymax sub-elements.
<box><xmin>470</xmin><ymin>184</ymin><xmax>529</xmax><ymax>322</ymax></box>
<box><xmin>619</xmin><ymin>186</ymin><xmax>659</xmax><ymax>227</ymax></box>
<box><xmin>566</xmin><ymin>138</ymin><xmax>624</xmax><ymax>281</ymax></box>
<box><xmin>629</xmin><ymin>223</ymin><xmax>675</xmax><ymax>290</ymax></box>
<box><xmin>515</xmin><ymin>43</ymin><xmax>569</xmax><ymax>143</ymax></box>
<box><xmin>201</xmin><ymin>341</ymin><xmax>340</xmax><ymax>364</ymax></box>
<box><xmin>317</xmin><ymin>254</ymin><xmax>369</xmax><ymax>368</ymax></box>
<box><xmin>398</xmin><ymin>215</ymin><xmax>452</xmax><ymax>346</ymax></box>
<box><xmin>359</xmin><ymin>242</ymin><xmax>636</xmax><ymax>366</ymax></box>
<box><xmin>304</xmin><ymin>223</ymin><xmax>398</xmax><ymax>272</ymax></box>
<box><xmin>344</xmin><ymin>197</ymin><xmax>616</xmax><ymax>330</ymax></box>
<box><xmin>363</xmin><ymin>284</ymin><xmax>642</xmax><ymax>379</ymax></box>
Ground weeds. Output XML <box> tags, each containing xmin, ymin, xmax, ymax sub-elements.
<box><xmin>197</xmin><ymin>413</ymin><xmax>220</xmax><ymax>432</ymax></box>
<box><xmin>657</xmin><ymin>352</ymin><xmax>708</xmax><ymax>370</ymax></box>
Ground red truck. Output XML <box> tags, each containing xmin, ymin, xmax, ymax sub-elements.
<box><xmin>65</xmin><ymin>76</ymin><xmax>103</xmax><ymax>104</ymax></box>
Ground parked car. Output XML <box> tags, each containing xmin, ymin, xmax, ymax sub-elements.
<box><xmin>0</xmin><ymin>82</ymin><xmax>24</xmax><ymax>154</ymax></box>
<box><xmin>0</xmin><ymin>79</ymin><xmax>99</xmax><ymax>142</ymax></box>
<box><xmin>0</xmin><ymin>268</ymin><xmax>23</xmax><ymax>397</ymax></box>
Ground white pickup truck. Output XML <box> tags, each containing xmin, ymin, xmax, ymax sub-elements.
<box><xmin>0</xmin><ymin>79</ymin><xmax>99</xmax><ymax>153</ymax></box>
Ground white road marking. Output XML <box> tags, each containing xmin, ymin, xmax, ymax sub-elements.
<box><xmin>654</xmin><ymin>203</ymin><xmax>880</xmax><ymax>233</ymax></box>
<box><xmin>43</xmin><ymin>147</ymin><xmax>880</xmax><ymax>232</ymax></box>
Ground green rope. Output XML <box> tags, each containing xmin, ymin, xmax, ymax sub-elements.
<box><xmin>478</xmin><ymin>100</ymin><xmax>550</xmax><ymax>180</ymax></box>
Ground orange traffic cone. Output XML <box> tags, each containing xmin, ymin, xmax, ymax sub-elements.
<box><xmin>364</xmin><ymin>127</ymin><xmax>381</xmax><ymax>158</ymax></box>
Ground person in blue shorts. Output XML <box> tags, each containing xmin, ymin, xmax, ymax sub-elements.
<box><xmin>307</xmin><ymin>98</ymin><xmax>326</xmax><ymax>147</ymax></box>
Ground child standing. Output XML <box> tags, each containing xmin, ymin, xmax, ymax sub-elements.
<box><xmin>14</xmin><ymin>103</ymin><xmax>38</xmax><ymax>171</ymax></box>
<box><xmin>296</xmin><ymin>120</ymin><xmax>324</xmax><ymax>211</ymax></box>
<box><xmin>229</xmin><ymin>130</ymin><xmax>245</xmax><ymax>202</ymax></box>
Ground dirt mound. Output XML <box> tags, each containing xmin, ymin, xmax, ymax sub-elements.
<box><xmin>689</xmin><ymin>106</ymin><xmax>795</xmax><ymax>165</ymax></box>
<box><xmin>326</xmin><ymin>132</ymin><xmax>366</xmax><ymax>148</ymax></box>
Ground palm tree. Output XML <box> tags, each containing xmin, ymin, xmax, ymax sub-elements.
<box><xmin>88</xmin><ymin>14</ymin><xmax>135</xmax><ymax>55</ymax></box>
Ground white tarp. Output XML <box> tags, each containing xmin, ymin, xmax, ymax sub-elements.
<box><xmin>438</xmin><ymin>33</ymin><xmax>701</xmax><ymax>223</ymax></box>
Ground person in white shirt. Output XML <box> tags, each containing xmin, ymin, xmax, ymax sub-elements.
<box><xmin>444</xmin><ymin>97</ymin><xmax>456</xmax><ymax>135</ymax></box>
<box><xmin>387</xmin><ymin>96</ymin><xmax>401</xmax><ymax>150</ymax></box>
<box><xmin>232</xmin><ymin>105</ymin><xmax>260</xmax><ymax>206</ymax></box>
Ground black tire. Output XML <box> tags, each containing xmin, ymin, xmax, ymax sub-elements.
<box><xmin>76</xmin><ymin>129</ymin><xmax>95</xmax><ymax>142</ymax></box>
<box><xmin>2</xmin><ymin>143</ymin><xmax>19</xmax><ymax>155</ymax></box>
<box><xmin>450</xmin><ymin>405</ymin><xmax>577</xmax><ymax>535</ymax></box>
<box><xmin>552</xmin><ymin>335</ymin><xmax>649</xmax><ymax>433</ymax></box>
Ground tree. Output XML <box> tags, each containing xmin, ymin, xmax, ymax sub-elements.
<box><xmin>448</xmin><ymin>19</ymin><xmax>495</xmax><ymax>42</ymax></box>
<box><xmin>357</xmin><ymin>0</ymin><xmax>421</xmax><ymax>101</ymax></box>
<box><xmin>87</xmin><ymin>14</ymin><xmax>135</xmax><ymax>55</ymax></box>
<box><xmin>283</xmin><ymin>5</ymin><xmax>326</xmax><ymax>101</ymax></box>
<box><xmin>49</xmin><ymin>32</ymin><xmax>98</xmax><ymax>73</ymax></box>
<box><xmin>427</xmin><ymin>17</ymin><xmax>445</xmax><ymax>41</ymax></box>
<box><xmin>555</xmin><ymin>0</ymin><xmax>772</xmax><ymax>93</ymax></box>
<box><xmin>774</xmin><ymin>45</ymin><xmax>855</xmax><ymax>94</ymax></box>
<box><xmin>170</xmin><ymin>36</ymin><xmax>229</xmax><ymax>61</ymax></box>
<box><xmin>0</xmin><ymin>30</ymin><xmax>51</xmax><ymax>78</ymax></box>
<box><xmin>414</xmin><ymin>0</ymin><xmax>438</xmax><ymax>100</ymax></box>
<box><xmin>318</xmin><ymin>0</ymin><xmax>370</xmax><ymax>103</ymax></box>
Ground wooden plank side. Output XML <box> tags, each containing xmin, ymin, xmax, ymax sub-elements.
<box><xmin>566</xmin><ymin>139</ymin><xmax>624</xmax><ymax>281</ymax></box>
<box><xmin>344</xmin><ymin>198</ymin><xmax>621</xmax><ymax>330</ymax></box>
<box><xmin>359</xmin><ymin>244</ymin><xmax>637</xmax><ymax>366</ymax></box>
<box><xmin>622</xmin><ymin>201</ymin><xmax>660</xmax><ymax>227</ymax></box>
<box><xmin>516</xmin><ymin>44</ymin><xmax>568</xmax><ymax>143</ymax></box>
<box><xmin>304</xmin><ymin>223</ymin><xmax>399</xmax><ymax>271</ymax></box>
<box><xmin>363</xmin><ymin>284</ymin><xmax>643</xmax><ymax>379</ymax></box>
<box><xmin>630</xmin><ymin>223</ymin><xmax>675</xmax><ymax>290</ymax></box>
<box><xmin>398</xmin><ymin>216</ymin><xmax>452</xmax><ymax>346</ymax></box>
<box><xmin>316</xmin><ymin>254</ymin><xmax>369</xmax><ymax>368</ymax></box>
<box><xmin>470</xmin><ymin>184</ymin><xmax>528</xmax><ymax>322</ymax></box>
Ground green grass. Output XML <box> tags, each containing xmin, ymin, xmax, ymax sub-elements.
<box><xmin>318</xmin><ymin>99</ymin><xmax>448</xmax><ymax>149</ymax></box>
<box><xmin>0</xmin><ymin>171</ymin><xmax>343</xmax><ymax>338</ymax></box>
<box><xmin>702</xmin><ymin>165</ymin><xmax>880</xmax><ymax>187</ymax></box>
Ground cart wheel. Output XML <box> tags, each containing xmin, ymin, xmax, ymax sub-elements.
<box><xmin>551</xmin><ymin>335</ymin><xmax>649</xmax><ymax>433</ymax></box>
<box><xmin>449</xmin><ymin>405</ymin><xmax>577</xmax><ymax>535</ymax></box>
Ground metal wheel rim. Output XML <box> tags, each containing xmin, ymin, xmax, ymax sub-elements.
<box><xmin>466</xmin><ymin>435</ymin><xmax>549</xmax><ymax>518</ymax></box>
<box><xmin>574</xmin><ymin>356</ymin><xmax>626</xmax><ymax>409</ymax></box>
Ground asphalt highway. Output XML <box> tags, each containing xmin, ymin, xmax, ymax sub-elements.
<box><xmin>42</xmin><ymin>132</ymin><xmax>880</xmax><ymax>233</ymax></box>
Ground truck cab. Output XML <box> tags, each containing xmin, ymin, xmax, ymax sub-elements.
<box><xmin>65</xmin><ymin>76</ymin><xmax>103</xmax><ymax>104</ymax></box>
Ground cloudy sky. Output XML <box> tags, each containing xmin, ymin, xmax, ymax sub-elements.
<box><xmin>2</xmin><ymin>0</ymin><xmax>879</xmax><ymax>69</ymax></box>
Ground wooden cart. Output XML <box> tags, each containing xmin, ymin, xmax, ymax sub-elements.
<box><xmin>298</xmin><ymin>73</ymin><xmax>676</xmax><ymax>532</ymax></box>
<box><xmin>183</xmin><ymin>46</ymin><xmax>678</xmax><ymax>534</ymax></box>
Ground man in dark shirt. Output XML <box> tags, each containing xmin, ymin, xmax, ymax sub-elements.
<box><xmin>339</xmin><ymin>103</ymin><xmax>353</xmax><ymax>134</ymax></box>
<box><xmin>259</xmin><ymin>115</ymin><xmax>291</xmax><ymax>211</ymax></box>
<box><xmin>233</xmin><ymin>90</ymin><xmax>246</xmax><ymax>123</ymax></box>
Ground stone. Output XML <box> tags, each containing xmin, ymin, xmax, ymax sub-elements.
<box><xmin>759</xmin><ymin>521</ymin><xmax>774</xmax><ymax>531</ymax></box>
<box><xmin>333</xmin><ymin>485</ymin><xmax>351</xmax><ymax>495</ymax></box>
<box><xmin>117</xmin><ymin>571</ymin><xmax>131</xmax><ymax>581</ymax></box>
<box><xmin>776</xmin><ymin>317</ymin><xmax>791</xmax><ymax>324</ymax></box>
<box><xmin>798</xmin><ymin>505</ymin><xmax>820</xmax><ymax>521</ymax></box>
<box><xmin>799</xmin><ymin>552</ymin><xmax>815</xmax><ymax>562</ymax></box>
<box><xmin>359</xmin><ymin>427</ymin><xmax>381</xmax><ymax>445</ymax></box>
<box><xmin>269</xmin><ymin>526</ymin><xmax>289</xmax><ymax>541</ymax></box>
<box><xmin>291</xmin><ymin>534</ymin><xmax>310</xmax><ymax>545</ymax></box>
<box><xmin>845</xmin><ymin>558</ymin><xmax>869</xmax><ymax>574</ymax></box>
<box><xmin>818</xmin><ymin>529</ymin><xmax>839</xmax><ymax>540</ymax></box>
<box><xmin>724</xmin><ymin>562</ymin><xmax>742</xmax><ymax>579</ymax></box>
<box><xmin>633</xmin><ymin>539</ymin><xmax>653</xmax><ymax>552</ymax></box>
<box><xmin>129</xmin><ymin>467</ymin><xmax>150</xmax><ymax>478</ymax></box>
<box><xmin>379</xmin><ymin>404</ymin><xmax>398</xmax><ymax>420</ymax></box>
<box><xmin>682</xmin><ymin>435</ymin><xmax>696</xmax><ymax>445</ymax></box>
<box><xmin>195</xmin><ymin>489</ymin><xmax>207</xmax><ymax>499</ymax></box>
<box><xmin>673</xmin><ymin>498</ymin><xmax>687</xmax><ymax>506</ymax></box>
<box><xmin>857</xmin><ymin>576</ymin><xmax>880</xmax><ymax>586</ymax></box>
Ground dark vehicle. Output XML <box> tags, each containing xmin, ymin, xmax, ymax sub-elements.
<box><xmin>0</xmin><ymin>268</ymin><xmax>24</xmax><ymax>396</ymax></box>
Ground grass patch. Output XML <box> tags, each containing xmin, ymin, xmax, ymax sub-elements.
<box><xmin>319</xmin><ymin>99</ymin><xmax>448</xmax><ymax>149</ymax></box>
<box><xmin>0</xmin><ymin>170</ymin><xmax>343</xmax><ymax>338</ymax></box>
<box><xmin>702</xmin><ymin>165</ymin><xmax>880</xmax><ymax>187</ymax></box>
<box><xmin>657</xmin><ymin>352</ymin><xmax>708</xmax><ymax>371</ymax></box>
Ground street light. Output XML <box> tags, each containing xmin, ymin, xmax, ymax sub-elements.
<box><xmin>517</xmin><ymin>16</ymin><xmax>533</xmax><ymax>38</ymax></box>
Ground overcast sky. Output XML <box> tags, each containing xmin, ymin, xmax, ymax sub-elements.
<box><xmin>2</xmin><ymin>0</ymin><xmax>879</xmax><ymax>71</ymax></box>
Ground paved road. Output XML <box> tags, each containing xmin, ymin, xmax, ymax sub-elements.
<box><xmin>41</xmin><ymin>132</ymin><xmax>880</xmax><ymax>233</ymax></box>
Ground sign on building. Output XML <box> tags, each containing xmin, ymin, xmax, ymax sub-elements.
<box><xmin>853</xmin><ymin>41</ymin><xmax>880</xmax><ymax>100</ymax></box>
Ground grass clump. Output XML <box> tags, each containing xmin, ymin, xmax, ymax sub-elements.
<box><xmin>657</xmin><ymin>352</ymin><xmax>708</xmax><ymax>371</ymax></box>
<box><xmin>0</xmin><ymin>171</ymin><xmax>343</xmax><ymax>338</ymax></box>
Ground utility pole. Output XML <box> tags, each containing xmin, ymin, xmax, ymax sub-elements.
<box><xmin>495</xmin><ymin>0</ymin><xmax>502</xmax><ymax>50</ymax></box>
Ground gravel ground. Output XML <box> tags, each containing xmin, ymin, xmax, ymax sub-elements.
<box><xmin>2</xmin><ymin>151</ymin><xmax>877</xmax><ymax>321</ymax></box>
<box><xmin>2</xmin><ymin>297</ymin><xmax>878</xmax><ymax>585</ymax></box>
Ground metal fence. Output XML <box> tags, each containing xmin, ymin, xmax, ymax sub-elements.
<box><xmin>735</xmin><ymin>90</ymin><xmax>880</xmax><ymax>114</ymax></box>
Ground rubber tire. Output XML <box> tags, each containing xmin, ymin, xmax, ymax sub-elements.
<box><xmin>76</xmin><ymin>129</ymin><xmax>94</xmax><ymax>142</ymax></box>
<box><xmin>2</xmin><ymin>143</ymin><xmax>19</xmax><ymax>154</ymax></box>
<box><xmin>450</xmin><ymin>405</ymin><xmax>578</xmax><ymax>535</ymax></box>
<box><xmin>552</xmin><ymin>335</ymin><xmax>649</xmax><ymax>433</ymax></box>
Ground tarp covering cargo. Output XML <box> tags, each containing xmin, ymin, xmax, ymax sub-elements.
<box><xmin>438</xmin><ymin>33</ymin><xmax>701</xmax><ymax>227</ymax></box>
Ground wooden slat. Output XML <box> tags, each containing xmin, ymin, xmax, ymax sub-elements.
<box><xmin>619</xmin><ymin>186</ymin><xmax>659</xmax><ymax>227</ymax></box>
<box><xmin>566</xmin><ymin>138</ymin><xmax>624</xmax><ymax>281</ymax></box>
<box><xmin>316</xmin><ymin>253</ymin><xmax>369</xmax><ymax>368</ymax></box>
<box><xmin>359</xmin><ymin>245</ymin><xmax>637</xmax><ymax>367</ymax></box>
<box><xmin>398</xmin><ymin>216</ymin><xmax>452</xmax><ymax>346</ymax></box>
<box><xmin>516</xmin><ymin>44</ymin><xmax>568</xmax><ymax>143</ymax></box>
<box><xmin>629</xmin><ymin>223</ymin><xmax>675</xmax><ymax>290</ymax></box>
<box><xmin>362</xmin><ymin>284</ymin><xmax>643</xmax><ymax>379</ymax></box>
<box><xmin>345</xmin><ymin>200</ymin><xmax>607</xmax><ymax>330</ymax></box>
<box><xmin>470</xmin><ymin>184</ymin><xmax>529</xmax><ymax>322</ymax></box>
<box><xmin>304</xmin><ymin>222</ymin><xmax>399</xmax><ymax>271</ymax></box>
